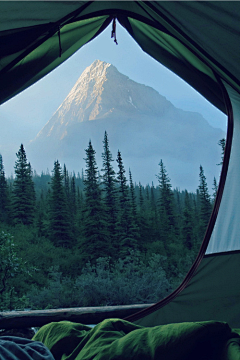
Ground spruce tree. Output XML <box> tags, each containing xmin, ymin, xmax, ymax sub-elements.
<box><xmin>0</xmin><ymin>154</ymin><xmax>9</xmax><ymax>223</ymax></box>
<box><xmin>63</xmin><ymin>164</ymin><xmax>70</xmax><ymax>200</ymax></box>
<box><xmin>182</xmin><ymin>190</ymin><xmax>194</xmax><ymax>250</ymax></box>
<box><xmin>12</xmin><ymin>144</ymin><xmax>35</xmax><ymax>225</ymax></box>
<box><xmin>198</xmin><ymin>165</ymin><xmax>212</xmax><ymax>237</ymax></box>
<box><xmin>149</xmin><ymin>182</ymin><xmax>159</xmax><ymax>238</ymax></box>
<box><xmin>217</xmin><ymin>138</ymin><xmax>226</xmax><ymax>166</ymax></box>
<box><xmin>101</xmin><ymin>131</ymin><xmax>118</xmax><ymax>247</ymax></box>
<box><xmin>116</xmin><ymin>150</ymin><xmax>138</xmax><ymax>255</ymax></box>
<box><xmin>212</xmin><ymin>177</ymin><xmax>218</xmax><ymax>202</ymax></box>
<box><xmin>156</xmin><ymin>160</ymin><xmax>176</xmax><ymax>252</ymax></box>
<box><xmin>68</xmin><ymin>175</ymin><xmax>78</xmax><ymax>237</ymax></box>
<box><xmin>157</xmin><ymin>160</ymin><xmax>175</xmax><ymax>227</ymax></box>
<box><xmin>129</xmin><ymin>169</ymin><xmax>137</xmax><ymax>217</ymax></box>
<box><xmin>83</xmin><ymin>141</ymin><xmax>108</xmax><ymax>262</ymax></box>
<box><xmin>49</xmin><ymin>160</ymin><xmax>73</xmax><ymax>248</ymax></box>
<box><xmin>139</xmin><ymin>182</ymin><xmax>144</xmax><ymax>212</ymax></box>
<box><xmin>76</xmin><ymin>186</ymin><xmax>84</xmax><ymax>238</ymax></box>
<box><xmin>137</xmin><ymin>182</ymin><xmax>150</xmax><ymax>252</ymax></box>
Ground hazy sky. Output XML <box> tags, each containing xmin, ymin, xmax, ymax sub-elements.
<box><xmin>0</xmin><ymin>21</ymin><xmax>227</xmax><ymax>175</ymax></box>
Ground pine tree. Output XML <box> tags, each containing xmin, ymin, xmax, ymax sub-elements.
<box><xmin>156</xmin><ymin>160</ymin><xmax>176</xmax><ymax>252</ymax></box>
<box><xmin>12</xmin><ymin>144</ymin><xmax>35</xmax><ymax>225</ymax></box>
<box><xmin>0</xmin><ymin>154</ymin><xmax>9</xmax><ymax>223</ymax></box>
<box><xmin>0</xmin><ymin>154</ymin><xmax>9</xmax><ymax>222</ymax></box>
<box><xmin>116</xmin><ymin>150</ymin><xmax>138</xmax><ymax>256</ymax></box>
<box><xmin>76</xmin><ymin>186</ymin><xmax>84</xmax><ymax>238</ymax></box>
<box><xmin>217</xmin><ymin>138</ymin><xmax>226</xmax><ymax>166</ymax></box>
<box><xmin>150</xmin><ymin>182</ymin><xmax>159</xmax><ymax>233</ymax></box>
<box><xmin>198</xmin><ymin>165</ymin><xmax>212</xmax><ymax>237</ymax></box>
<box><xmin>157</xmin><ymin>160</ymin><xmax>175</xmax><ymax>226</ymax></box>
<box><xmin>212</xmin><ymin>177</ymin><xmax>218</xmax><ymax>202</ymax></box>
<box><xmin>139</xmin><ymin>182</ymin><xmax>144</xmax><ymax>212</ymax></box>
<box><xmin>82</xmin><ymin>141</ymin><xmax>109</xmax><ymax>262</ymax></box>
<box><xmin>49</xmin><ymin>160</ymin><xmax>73</xmax><ymax>248</ymax></box>
<box><xmin>63</xmin><ymin>164</ymin><xmax>70</xmax><ymax>200</ymax></box>
<box><xmin>182</xmin><ymin>190</ymin><xmax>194</xmax><ymax>250</ymax></box>
<box><xmin>136</xmin><ymin>182</ymin><xmax>151</xmax><ymax>253</ymax></box>
<box><xmin>101</xmin><ymin>131</ymin><xmax>118</xmax><ymax>247</ymax></box>
<box><xmin>129</xmin><ymin>169</ymin><xmax>137</xmax><ymax>217</ymax></box>
<box><xmin>68</xmin><ymin>175</ymin><xmax>78</xmax><ymax>237</ymax></box>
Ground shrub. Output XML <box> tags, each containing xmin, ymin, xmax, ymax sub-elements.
<box><xmin>27</xmin><ymin>252</ymin><xmax>172</xmax><ymax>309</ymax></box>
<box><xmin>0</xmin><ymin>230</ymin><xmax>32</xmax><ymax>310</ymax></box>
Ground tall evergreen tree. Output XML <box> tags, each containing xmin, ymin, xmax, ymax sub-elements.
<box><xmin>150</xmin><ymin>182</ymin><xmax>159</xmax><ymax>232</ymax></box>
<box><xmin>76</xmin><ymin>186</ymin><xmax>84</xmax><ymax>238</ymax></box>
<box><xmin>156</xmin><ymin>160</ymin><xmax>176</xmax><ymax>252</ymax></box>
<box><xmin>116</xmin><ymin>150</ymin><xmax>138</xmax><ymax>256</ymax></box>
<box><xmin>217</xmin><ymin>138</ymin><xmax>226</xmax><ymax>166</ymax></box>
<box><xmin>49</xmin><ymin>160</ymin><xmax>73</xmax><ymax>247</ymax></box>
<box><xmin>157</xmin><ymin>160</ymin><xmax>175</xmax><ymax>226</ymax></box>
<box><xmin>68</xmin><ymin>175</ymin><xmax>78</xmax><ymax>237</ymax></box>
<box><xmin>63</xmin><ymin>164</ymin><xmax>70</xmax><ymax>200</ymax></box>
<box><xmin>129</xmin><ymin>169</ymin><xmax>137</xmax><ymax>217</ymax></box>
<box><xmin>12</xmin><ymin>144</ymin><xmax>35</xmax><ymax>225</ymax></box>
<box><xmin>83</xmin><ymin>141</ymin><xmax>108</xmax><ymax>262</ymax></box>
<box><xmin>198</xmin><ymin>165</ymin><xmax>212</xmax><ymax>237</ymax></box>
<box><xmin>139</xmin><ymin>182</ymin><xmax>144</xmax><ymax>212</ymax></box>
<box><xmin>182</xmin><ymin>190</ymin><xmax>194</xmax><ymax>250</ymax></box>
<box><xmin>101</xmin><ymin>131</ymin><xmax>118</xmax><ymax>246</ymax></box>
<box><xmin>212</xmin><ymin>177</ymin><xmax>218</xmax><ymax>202</ymax></box>
<box><xmin>0</xmin><ymin>154</ymin><xmax>9</xmax><ymax>223</ymax></box>
<box><xmin>136</xmin><ymin>182</ymin><xmax>150</xmax><ymax>253</ymax></box>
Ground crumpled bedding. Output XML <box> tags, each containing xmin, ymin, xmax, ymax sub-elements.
<box><xmin>0</xmin><ymin>336</ymin><xmax>55</xmax><ymax>360</ymax></box>
<box><xmin>33</xmin><ymin>318</ymin><xmax>240</xmax><ymax>360</ymax></box>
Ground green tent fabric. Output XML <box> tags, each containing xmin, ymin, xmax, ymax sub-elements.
<box><xmin>1</xmin><ymin>2</ymin><xmax>240</xmax><ymax>110</ymax></box>
<box><xmin>33</xmin><ymin>318</ymin><xmax>240</xmax><ymax>360</ymax></box>
<box><xmin>1</xmin><ymin>1</ymin><xmax>240</xmax><ymax>328</ymax></box>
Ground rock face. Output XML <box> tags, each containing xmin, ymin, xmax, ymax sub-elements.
<box><xmin>29</xmin><ymin>60</ymin><xmax>225</xmax><ymax>191</ymax></box>
<box><xmin>35</xmin><ymin>59</ymin><xmax>173</xmax><ymax>140</ymax></box>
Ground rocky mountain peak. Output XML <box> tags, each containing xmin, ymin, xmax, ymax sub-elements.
<box><xmin>36</xmin><ymin>60</ymin><xmax>173</xmax><ymax>140</ymax></box>
<box><xmin>66</xmin><ymin>59</ymin><xmax>112</xmax><ymax>105</ymax></box>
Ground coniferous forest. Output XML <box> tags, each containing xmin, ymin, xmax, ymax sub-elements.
<box><xmin>0</xmin><ymin>132</ymin><xmax>224</xmax><ymax>311</ymax></box>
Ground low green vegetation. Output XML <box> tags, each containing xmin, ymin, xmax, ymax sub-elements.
<box><xmin>0</xmin><ymin>134</ymin><xmax>224</xmax><ymax>311</ymax></box>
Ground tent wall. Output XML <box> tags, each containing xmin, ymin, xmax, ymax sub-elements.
<box><xmin>128</xmin><ymin>251</ymin><xmax>240</xmax><ymax>328</ymax></box>
<box><xmin>207</xmin><ymin>84</ymin><xmax>240</xmax><ymax>254</ymax></box>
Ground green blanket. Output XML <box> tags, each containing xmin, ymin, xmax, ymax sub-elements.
<box><xmin>33</xmin><ymin>318</ymin><xmax>240</xmax><ymax>360</ymax></box>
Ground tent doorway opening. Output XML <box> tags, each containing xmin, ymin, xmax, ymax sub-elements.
<box><xmin>0</xmin><ymin>20</ymin><xmax>227</xmax><ymax>314</ymax></box>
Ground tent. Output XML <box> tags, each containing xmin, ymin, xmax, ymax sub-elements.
<box><xmin>1</xmin><ymin>1</ymin><xmax>240</xmax><ymax>328</ymax></box>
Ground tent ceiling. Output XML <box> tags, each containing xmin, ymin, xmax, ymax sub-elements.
<box><xmin>1</xmin><ymin>1</ymin><xmax>240</xmax><ymax>112</ymax></box>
